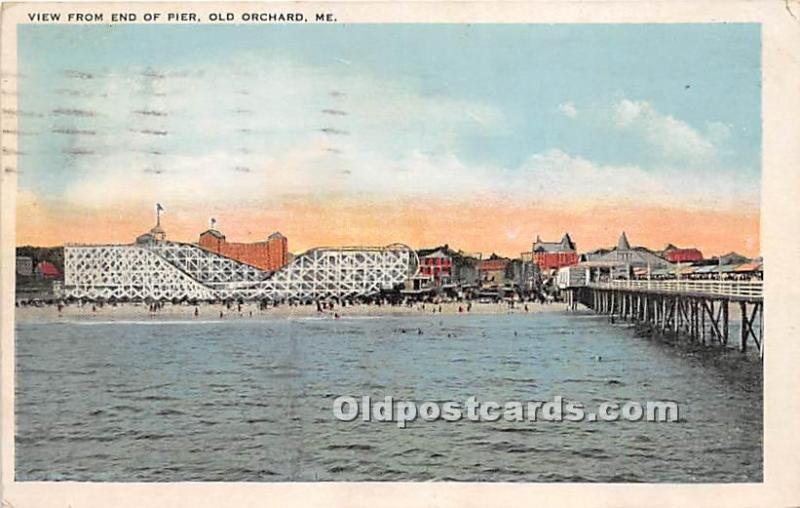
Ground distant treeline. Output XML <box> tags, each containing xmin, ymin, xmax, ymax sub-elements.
<box><xmin>16</xmin><ymin>246</ymin><xmax>64</xmax><ymax>273</ymax></box>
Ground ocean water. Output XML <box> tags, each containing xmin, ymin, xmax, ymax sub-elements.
<box><xmin>15</xmin><ymin>311</ymin><xmax>762</xmax><ymax>482</ymax></box>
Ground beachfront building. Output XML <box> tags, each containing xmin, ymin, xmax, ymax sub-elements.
<box><xmin>479</xmin><ymin>255</ymin><xmax>510</xmax><ymax>287</ymax></box>
<box><xmin>581</xmin><ymin>232</ymin><xmax>672</xmax><ymax>280</ymax></box>
<box><xmin>417</xmin><ymin>247</ymin><xmax>453</xmax><ymax>286</ymax></box>
<box><xmin>416</xmin><ymin>245</ymin><xmax>482</xmax><ymax>286</ymax></box>
<box><xmin>404</xmin><ymin>245</ymin><xmax>481</xmax><ymax>297</ymax></box>
<box><xmin>661</xmin><ymin>244</ymin><xmax>704</xmax><ymax>263</ymax></box>
<box><xmin>16</xmin><ymin>256</ymin><xmax>33</xmax><ymax>276</ymax></box>
<box><xmin>557</xmin><ymin>264</ymin><xmax>590</xmax><ymax>289</ymax></box>
<box><xmin>476</xmin><ymin>254</ymin><xmax>539</xmax><ymax>299</ymax></box>
<box><xmin>509</xmin><ymin>258</ymin><xmax>540</xmax><ymax>294</ymax></box>
<box><xmin>452</xmin><ymin>253</ymin><xmax>481</xmax><ymax>288</ymax></box>
<box><xmin>651</xmin><ymin>260</ymin><xmax>764</xmax><ymax>281</ymax></box>
<box><xmin>198</xmin><ymin>224</ymin><xmax>288</xmax><ymax>272</ymax></box>
<box><xmin>528</xmin><ymin>233</ymin><xmax>579</xmax><ymax>271</ymax></box>
<box><xmin>478</xmin><ymin>255</ymin><xmax>512</xmax><ymax>298</ymax></box>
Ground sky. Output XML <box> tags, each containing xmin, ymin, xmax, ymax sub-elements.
<box><xmin>15</xmin><ymin>23</ymin><xmax>761</xmax><ymax>257</ymax></box>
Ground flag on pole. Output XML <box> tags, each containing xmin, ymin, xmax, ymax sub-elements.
<box><xmin>155</xmin><ymin>203</ymin><xmax>165</xmax><ymax>227</ymax></box>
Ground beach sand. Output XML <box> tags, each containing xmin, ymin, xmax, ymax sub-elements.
<box><xmin>14</xmin><ymin>300</ymin><xmax>569</xmax><ymax>323</ymax></box>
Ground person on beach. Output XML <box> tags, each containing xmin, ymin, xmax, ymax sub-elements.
<box><xmin>194</xmin><ymin>307</ymin><xmax>199</xmax><ymax>318</ymax></box>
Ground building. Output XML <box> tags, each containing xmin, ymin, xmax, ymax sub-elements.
<box><xmin>478</xmin><ymin>255</ymin><xmax>515</xmax><ymax>295</ymax></box>
<box><xmin>406</xmin><ymin>245</ymin><xmax>481</xmax><ymax>295</ymax></box>
<box><xmin>716</xmin><ymin>251</ymin><xmax>751</xmax><ymax>265</ymax></box>
<box><xmin>35</xmin><ymin>261</ymin><xmax>60</xmax><ymax>279</ymax></box>
<box><xmin>476</xmin><ymin>254</ymin><xmax>538</xmax><ymax>298</ymax></box>
<box><xmin>452</xmin><ymin>253</ymin><xmax>481</xmax><ymax>287</ymax></box>
<box><xmin>557</xmin><ymin>265</ymin><xmax>589</xmax><ymax>289</ymax></box>
<box><xmin>417</xmin><ymin>247</ymin><xmax>453</xmax><ymax>285</ymax></box>
<box><xmin>508</xmin><ymin>258</ymin><xmax>539</xmax><ymax>293</ymax></box>
<box><xmin>16</xmin><ymin>256</ymin><xmax>33</xmax><ymax>276</ymax></box>
<box><xmin>581</xmin><ymin>232</ymin><xmax>672</xmax><ymax>279</ymax></box>
<box><xmin>198</xmin><ymin>227</ymin><xmax>288</xmax><ymax>272</ymax></box>
<box><xmin>661</xmin><ymin>244</ymin><xmax>704</xmax><ymax>263</ymax></box>
<box><xmin>479</xmin><ymin>255</ymin><xmax>510</xmax><ymax>286</ymax></box>
<box><xmin>528</xmin><ymin>233</ymin><xmax>578</xmax><ymax>271</ymax></box>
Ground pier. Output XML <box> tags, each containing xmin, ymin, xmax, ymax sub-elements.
<box><xmin>568</xmin><ymin>280</ymin><xmax>764</xmax><ymax>357</ymax></box>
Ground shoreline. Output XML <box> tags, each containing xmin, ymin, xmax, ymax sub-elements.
<box><xmin>14</xmin><ymin>301</ymin><xmax>571</xmax><ymax>324</ymax></box>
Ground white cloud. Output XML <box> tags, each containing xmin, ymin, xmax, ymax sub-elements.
<box><xmin>705</xmin><ymin>120</ymin><xmax>733</xmax><ymax>144</ymax></box>
<box><xmin>39</xmin><ymin>56</ymin><xmax>507</xmax><ymax>208</ymax></box>
<box><xmin>612</xmin><ymin>99</ymin><xmax>724</xmax><ymax>163</ymax></box>
<box><xmin>512</xmin><ymin>148</ymin><xmax>757</xmax><ymax>210</ymax></box>
<box><xmin>60</xmin><ymin>139</ymin><xmax>758</xmax><ymax>214</ymax></box>
<box><xmin>32</xmin><ymin>64</ymin><xmax>755</xmax><ymax>214</ymax></box>
<box><xmin>558</xmin><ymin>102</ymin><xmax>578</xmax><ymax>118</ymax></box>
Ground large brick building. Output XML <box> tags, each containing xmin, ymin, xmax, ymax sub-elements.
<box><xmin>198</xmin><ymin>228</ymin><xmax>288</xmax><ymax>272</ymax></box>
<box><xmin>530</xmin><ymin>233</ymin><xmax>578</xmax><ymax>271</ymax></box>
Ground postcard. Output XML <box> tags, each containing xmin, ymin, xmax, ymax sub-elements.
<box><xmin>1</xmin><ymin>1</ymin><xmax>799</xmax><ymax>507</ymax></box>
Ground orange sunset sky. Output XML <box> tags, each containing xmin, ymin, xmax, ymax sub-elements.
<box><xmin>16</xmin><ymin>193</ymin><xmax>760</xmax><ymax>258</ymax></box>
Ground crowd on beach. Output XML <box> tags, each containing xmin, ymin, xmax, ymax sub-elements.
<box><xmin>15</xmin><ymin>295</ymin><xmax>566</xmax><ymax>321</ymax></box>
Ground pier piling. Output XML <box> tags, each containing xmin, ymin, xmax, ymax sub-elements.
<box><xmin>571</xmin><ymin>280</ymin><xmax>763</xmax><ymax>357</ymax></box>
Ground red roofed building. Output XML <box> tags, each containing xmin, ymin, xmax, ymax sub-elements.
<box><xmin>662</xmin><ymin>244</ymin><xmax>704</xmax><ymax>263</ymax></box>
<box><xmin>198</xmin><ymin>228</ymin><xmax>288</xmax><ymax>272</ymax></box>
<box><xmin>418</xmin><ymin>248</ymin><xmax>453</xmax><ymax>285</ymax></box>
<box><xmin>530</xmin><ymin>233</ymin><xmax>578</xmax><ymax>271</ymax></box>
<box><xmin>35</xmin><ymin>261</ymin><xmax>60</xmax><ymax>279</ymax></box>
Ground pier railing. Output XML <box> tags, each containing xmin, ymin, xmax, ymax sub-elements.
<box><xmin>588</xmin><ymin>279</ymin><xmax>763</xmax><ymax>299</ymax></box>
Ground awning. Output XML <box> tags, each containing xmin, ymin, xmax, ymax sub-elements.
<box><xmin>578</xmin><ymin>260</ymin><xmax>625</xmax><ymax>268</ymax></box>
<box><xmin>692</xmin><ymin>265</ymin><xmax>720</xmax><ymax>274</ymax></box>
